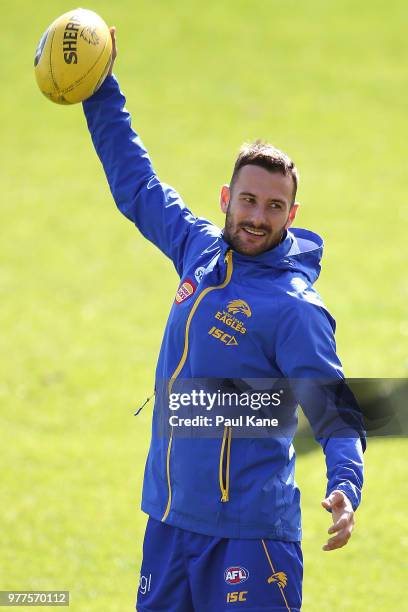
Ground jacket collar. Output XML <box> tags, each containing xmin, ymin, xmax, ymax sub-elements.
<box><xmin>217</xmin><ymin>227</ymin><xmax>324</xmax><ymax>284</ymax></box>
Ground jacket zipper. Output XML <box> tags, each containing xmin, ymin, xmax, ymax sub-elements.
<box><xmin>219</xmin><ymin>425</ymin><xmax>232</xmax><ymax>502</ymax></box>
<box><xmin>161</xmin><ymin>250</ymin><xmax>234</xmax><ymax>522</ymax></box>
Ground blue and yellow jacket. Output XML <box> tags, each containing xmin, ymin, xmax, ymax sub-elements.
<box><xmin>83</xmin><ymin>76</ymin><xmax>365</xmax><ymax>541</ymax></box>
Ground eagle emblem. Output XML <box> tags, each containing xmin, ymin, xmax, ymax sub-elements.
<box><xmin>227</xmin><ymin>299</ymin><xmax>252</xmax><ymax>318</ymax></box>
<box><xmin>267</xmin><ymin>571</ymin><xmax>287</xmax><ymax>588</ymax></box>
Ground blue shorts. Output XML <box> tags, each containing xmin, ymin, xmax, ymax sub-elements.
<box><xmin>136</xmin><ymin>518</ymin><xmax>302</xmax><ymax>611</ymax></box>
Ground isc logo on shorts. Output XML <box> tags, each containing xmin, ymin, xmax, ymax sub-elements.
<box><xmin>224</xmin><ymin>566</ymin><xmax>249</xmax><ymax>585</ymax></box>
<box><xmin>226</xmin><ymin>591</ymin><xmax>248</xmax><ymax>603</ymax></box>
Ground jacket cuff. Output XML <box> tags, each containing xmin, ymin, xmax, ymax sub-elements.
<box><xmin>327</xmin><ymin>484</ymin><xmax>361</xmax><ymax>512</ymax></box>
<box><xmin>83</xmin><ymin>74</ymin><xmax>120</xmax><ymax>106</ymax></box>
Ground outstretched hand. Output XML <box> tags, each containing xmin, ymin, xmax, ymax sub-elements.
<box><xmin>321</xmin><ymin>490</ymin><xmax>355</xmax><ymax>551</ymax></box>
<box><xmin>108</xmin><ymin>26</ymin><xmax>117</xmax><ymax>75</ymax></box>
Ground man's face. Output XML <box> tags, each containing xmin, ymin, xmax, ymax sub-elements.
<box><xmin>220</xmin><ymin>165</ymin><xmax>299</xmax><ymax>256</ymax></box>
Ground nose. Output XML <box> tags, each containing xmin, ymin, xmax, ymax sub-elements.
<box><xmin>247</xmin><ymin>205</ymin><xmax>268</xmax><ymax>229</ymax></box>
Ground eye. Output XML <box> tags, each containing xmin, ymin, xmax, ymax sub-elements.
<box><xmin>269</xmin><ymin>202</ymin><xmax>282</xmax><ymax>209</ymax></box>
<box><xmin>243</xmin><ymin>196</ymin><xmax>255</xmax><ymax>204</ymax></box>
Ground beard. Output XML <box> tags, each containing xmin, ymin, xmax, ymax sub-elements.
<box><xmin>223</xmin><ymin>206</ymin><xmax>285</xmax><ymax>256</ymax></box>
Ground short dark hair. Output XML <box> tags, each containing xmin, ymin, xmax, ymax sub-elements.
<box><xmin>230</xmin><ymin>140</ymin><xmax>299</xmax><ymax>204</ymax></box>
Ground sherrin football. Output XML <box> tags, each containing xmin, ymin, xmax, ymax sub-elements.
<box><xmin>34</xmin><ymin>8</ymin><xmax>112</xmax><ymax>105</ymax></box>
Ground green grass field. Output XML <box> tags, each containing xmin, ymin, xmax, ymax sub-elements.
<box><xmin>1</xmin><ymin>0</ymin><xmax>407</xmax><ymax>610</ymax></box>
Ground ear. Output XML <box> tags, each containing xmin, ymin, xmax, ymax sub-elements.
<box><xmin>220</xmin><ymin>184</ymin><xmax>230</xmax><ymax>214</ymax></box>
<box><xmin>284</xmin><ymin>202</ymin><xmax>300</xmax><ymax>229</ymax></box>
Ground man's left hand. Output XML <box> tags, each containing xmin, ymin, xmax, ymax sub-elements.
<box><xmin>321</xmin><ymin>490</ymin><xmax>355</xmax><ymax>551</ymax></box>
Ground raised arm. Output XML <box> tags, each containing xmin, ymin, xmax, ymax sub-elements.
<box><xmin>82</xmin><ymin>29</ymin><xmax>213</xmax><ymax>276</ymax></box>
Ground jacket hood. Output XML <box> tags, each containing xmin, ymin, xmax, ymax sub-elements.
<box><xmin>219</xmin><ymin>227</ymin><xmax>324</xmax><ymax>284</ymax></box>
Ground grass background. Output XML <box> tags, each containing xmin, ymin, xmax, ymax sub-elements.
<box><xmin>1</xmin><ymin>0</ymin><xmax>407</xmax><ymax>609</ymax></box>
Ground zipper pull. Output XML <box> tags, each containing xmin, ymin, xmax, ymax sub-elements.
<box><xmin>224</xmin><ymin>249</ymin><xmax>232</xmax><ymax>264</ymax></box>
<box><xmin>133</xmin><ymin>390</ymin><xmax>155</xmax><ymax>416</ymax></box>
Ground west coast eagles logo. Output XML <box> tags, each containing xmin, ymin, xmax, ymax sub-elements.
<box><xmin>227</xmin><ymin>299</ymin><xmax>252</xmax><ymax>318</ymax></box>
<box><xmin>209</xmin><ymin>298</ymin><xmax>252</xmax><ymax>346</ymax></box>
<box><xmin>267</xmin><ymin>571</ymin><xmax>287</xmax><ymax>589</ymax></box>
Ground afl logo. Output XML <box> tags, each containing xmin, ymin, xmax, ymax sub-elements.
<box><xmin>175</xmin><ymin>279</ymin><xmax>196</xmax><ymax>304</ymax></box>
<box><xmin>224</xmin><ymin>566</ymin><xmax>249</xmax><ymax>585</ymax></box>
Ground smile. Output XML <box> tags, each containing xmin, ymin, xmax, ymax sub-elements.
<box><xmin>242</xmin><ymin>227</ymin><xmax>266</xmax><ymax>237</ymax></box>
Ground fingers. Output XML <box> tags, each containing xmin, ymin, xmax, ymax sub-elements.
<box><xmin>321</xmin><ymin>490</ymin><xmax>355</xmax><ymax>551</ymax></box>
<box><xmin>323</xmin><ymin>510</ymin><xmax>354</xmax><ymax>551</ymax></box>
<box><xmin>328</xmin><ymin>516</ymin><xmax>348</xmax><ymax>534</ymax></box>
<box><xmin>322</xmin><ymin>527</ymin><xmax>352</xmax><ymax>551</ymax></box>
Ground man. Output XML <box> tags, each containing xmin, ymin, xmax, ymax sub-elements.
<box><xmin>83</xmin><ymin>29</ymin><xmax>365</xmax><ymax>612</ymax></box>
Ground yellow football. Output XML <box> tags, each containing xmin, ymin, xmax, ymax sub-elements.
<box><xmin>34</xmin><ymin>8</ymin><xmax>112</xmax><ymax>105</ymax></box>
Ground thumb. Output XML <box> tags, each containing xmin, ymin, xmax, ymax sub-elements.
<box><xmin>321</xmin><ymin>490</ymin><xmax>344</xmax><ymax>510</ymax></box>
<box><xmin>110</xmin><ymin>26</ymin><xmax>117</xmax><ymax>54</ymax></box>
<box><xmin>108</xmin><ymin>26</ymin><xmax>117</xmax><ymax>76</ymax></box>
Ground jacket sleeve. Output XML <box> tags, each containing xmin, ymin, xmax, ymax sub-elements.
<box><xmin>275</xmin><ymin>297</ymin><xmax>366</xmax><ymax>511</ymax></box>
<box><xmin>82</xmin><ymin>75</ymin><xmax>211</xmax><ymax>277</ymax></box>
